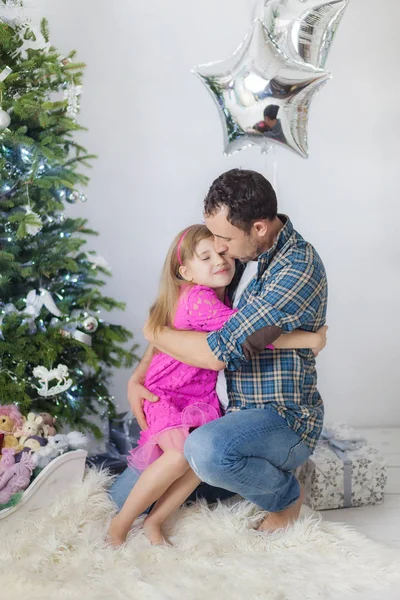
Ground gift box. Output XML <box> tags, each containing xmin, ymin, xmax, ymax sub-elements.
<box><xmin>86</xmin><ymin>413</ymin><xmax>141</xmax><ymax>475</ymax></box>
<box><xmin>296</xmin><ymin>423</ymin><xmax>388</xmax><ymax>510</ymax></box>
<box><xmin>109</xmin><ymin>412</ymin><xmax>141</xmax><ymax>456</ymax></box>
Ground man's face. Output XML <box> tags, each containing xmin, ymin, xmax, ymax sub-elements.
<box><xmin>205</xmin><ymin>206</ymin><xmax>263</xmax><ymax>262</ymax></box>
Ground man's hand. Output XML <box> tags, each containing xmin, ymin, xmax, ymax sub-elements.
<box><xmin>311</xmin><ymin>325</ymin><xmax>328</xmax><ymax>357</ymax></box>
<box><xmin>127</xmin><ymin>370</ymin><xmax>159</xmax><ymax>431</ymax></box>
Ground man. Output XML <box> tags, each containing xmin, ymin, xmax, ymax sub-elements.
<box><xmin>249</xmin><ymin>104</ymin><xmax>286</xmax><ymax>144</ymax></box>
<box><xmin>110</xmin><ymin>169</ymin><xmax>327</xmax><ymax>532</ymax></box>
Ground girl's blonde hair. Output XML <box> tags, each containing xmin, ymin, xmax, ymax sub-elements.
<box><xmin>147</xmin><ymin>224</ymin><xmax>212</xmax><ymax>335</ymax></box>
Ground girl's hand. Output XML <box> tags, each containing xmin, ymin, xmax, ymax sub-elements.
<box><xmin>311</xmin><ymin>325</ymin><xmax>328</xmax><ymax>356</ymax></box>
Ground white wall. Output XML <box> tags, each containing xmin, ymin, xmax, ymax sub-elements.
<box><xmin>31</xmin><ymin>0</ymin><xmax>400</xmax><ymax>426</ymax></box>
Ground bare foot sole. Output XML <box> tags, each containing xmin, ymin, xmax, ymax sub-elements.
<box><xmin>143</xmin><ymin>518</ymin><xmax>172</xmax><ymax>546</ymax></box>
<box><xmin>257</xmin><ymin>484</ymin><xmax>305</xmax><ymax>533</ymax></box>
<box><xmin>107</xmin><ymin>517</ymin><xmax>128</xmax><ymax>547</ymax></box>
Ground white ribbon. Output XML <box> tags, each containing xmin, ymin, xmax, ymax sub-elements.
<box><xmin>24</xmin><ymin>289</ymin><xmax>62</xmax><ymax>319</ymax></box>
<box><xmin>50</xmin><ymin>312</ymin><xmax>92</xmax><ymax>347</ymax></box>
<box><xmin>0</xmin><ymin>289</ymin><xmax>61</xmax><ymax>336</ymax></box>
<box><xmin>0</xmin><ymin>66</ymin><xmax>12</xmax><ymax>82</ymax></box>
<box><xmin>320</xmin><ymin>427</ymin><xmax>366</xmax><ymax>508</ymax></box>
<box><xmin>0</xmin><ymin>290</ymin><xmax>92</xmax><ymax>346</ymax></box>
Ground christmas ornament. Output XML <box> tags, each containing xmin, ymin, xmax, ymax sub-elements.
<box><xmin>64</xmin><ymin>84</ymin><xmax>82</xmax><ymax>118</ymax></box>
<box><xmin>33</xmin><ymin>364</ymin><xmax>73</xmax><ymax>397</ymax></box>
<box><xmin>193</xmin><ymin>19</ymin><xmax>330</xmax><ymax>157</ymax></box>
<box><xmin>0</xmin><ymin>109</ymin><xmax>11</xmax><ymax>131</ymax></box>
<box><xmin>23</xmin><ymin>205</ymin><xmax>42</xmax><ymax>236</ymax></box>
<box><xmin>67</xmin><ymin>190</ymin><xmax>80</xmax><ymax>203</ymax></box>
<box><xmin>258</xmin><ymin>0</ymin><xmax>350</xmax><ymax>69</ymax></box>
<box><xmin>82</xmin><ymin>316</ymin><xmax>98</xmax><ymax>333</ymax></box>
<box><xmin>86</xmin><ymin>253</ymin><xmax>111</xmax><ymax>271</ymax></box>
<box><xmin>0</xmin><ymin>67</ymin><xmax>12</xmax><ymax>82</ymax></box>
<box><xmin>0</xmin><ymin>0</ymin><xmax>30</xmax><ymax>29</ymax></box>
<box><xmin>50</xmin><ymin>309</ymin><xmax>93</xmax><ymax>346</ymax></box>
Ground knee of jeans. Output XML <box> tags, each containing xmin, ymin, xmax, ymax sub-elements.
<box><xmin>184</xmin><ymin>428</ymin><xmax>220</xmax><ymax>481</ymax></box>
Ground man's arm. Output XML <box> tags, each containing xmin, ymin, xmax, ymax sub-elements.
<box><xmin>145</xmin><ymin>260</ymin><xmax>326</xmax><ymax>372</ymax></box>
<box><xmin>143</xmin><ymin>325</ymin><xmax>226</xmax><ymax>371</ymax></box>
<box><xmin>144</xmin><ymin>323</ymin><xmax>328</xmax><ymax>370</ymax></box>
<box><xmin>206</xmin><ymin>260</ymin><xmax>326</xmax><ymax>371</ymax></box>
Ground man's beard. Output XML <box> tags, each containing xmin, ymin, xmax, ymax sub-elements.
<box><xmin>241</xmin><ymin>240</ymin><xmax>263</xmax><ymax>262</ymax></box>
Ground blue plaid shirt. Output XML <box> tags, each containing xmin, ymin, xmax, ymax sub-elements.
<box><xmin>207</xmin><ymin>215</ymin><xmax>328</xmax><ymax>452</ymax></box>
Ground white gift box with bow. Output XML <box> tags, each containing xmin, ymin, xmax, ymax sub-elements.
<box><xmin>296</xmin><ymin>423</ymin><xmax>388</xmax><ymax>510</ymax></box>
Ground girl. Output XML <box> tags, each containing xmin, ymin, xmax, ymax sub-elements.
<box><xmin>107</xmin><ymin>225</ymin><xmax>326</xmax><ymax>546</ymax></box>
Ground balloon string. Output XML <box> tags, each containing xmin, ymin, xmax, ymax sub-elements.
<box><xmin>264</xmin><ymin>144</ymin><xmax>278</xmax><ymax>192</ymax></box>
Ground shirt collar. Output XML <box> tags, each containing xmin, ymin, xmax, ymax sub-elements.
<box><xmin>257</xmin><ymin>214</ymin><xmax>293</xmax><ymax>278</ymax></box>
<box><xmin>227</xmin><ymin>215</ymin><xmax>293</xmax><ymax>299</ymax></box>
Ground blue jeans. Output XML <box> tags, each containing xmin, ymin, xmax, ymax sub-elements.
<box><xmin>109</xmin><ymin>406</ymin><xmax>311</xmax><ymax>513</ymax></box>
<box><xmin>184</xmin><ymin>406</ymin><xmax>312</xmax><ymax>512</ymax></box>
<box><xmin>109</xmin><ymin>465</ymin><xmax>235</xmax><ymax>512</ymax></box>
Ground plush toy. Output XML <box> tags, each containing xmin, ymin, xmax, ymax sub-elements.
<box><xmin>0</xmin><ymin>452</ymin><xmax>34</xmax><ymax>504</ymax></box>
<box><xmin>39</xmin><ymin>412</ymin><xmax>57</xmax><ymax>437</ymax></box>
<box><xmin>32</xmin><ymin>431</ymin><xmax>87</xmax><ymax>469</ymax></box>
<box><xmin>0</xmin><ymin>448</ymin><xmax>16</xmax><ymax>472</ymax></box>
<box><xmin>0</xmin><ymin>405</ymin><xmax>24</xmax><ymax>451</ymax></box>
<box><xmin>18</xmin><ymin>412</ymin><xmax>45</xmax><ymax>445</ymax></box>
<box><xmin>14</xmin><ymin>435</ymin><xmax>48</xmax><ymax>463</ymax></box>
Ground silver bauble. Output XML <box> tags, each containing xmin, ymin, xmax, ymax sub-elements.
<box><xmin>0</xmin><ymin>109</ymin><xmax>11</xmax><ymax>130</ymax></box>
<box><xmin>82</xmin><ymin>316</ymin><xmax>98</xmax><ymax>333</ymax></box>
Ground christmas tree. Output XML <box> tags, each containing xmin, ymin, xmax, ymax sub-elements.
<box><xmin>0</xmin><ymin>3</ymin><xmax>138</xmax><ymax>437</ymax></box>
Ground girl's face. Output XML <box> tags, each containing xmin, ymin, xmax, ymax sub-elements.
<box><xmin>179</xmin><ymin>237</ymin><xmax>235</xmax><ymax>289</ymax></box>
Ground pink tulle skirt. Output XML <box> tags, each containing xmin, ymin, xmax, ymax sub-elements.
<box><xmin>127</xmin><ymin>402</ymin><xmax>221</xmax><ymax>474</ymax></box>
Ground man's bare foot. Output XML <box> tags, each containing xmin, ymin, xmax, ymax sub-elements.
<box><xmin>107</xmin><ymin>516</ymin><xmax>129</xmax><ymax>547</ymax></box>
<box><xmin>257</xmin><ymin>484</ymin><xmax>305</xmax><ymax>533</ymax></box>
<box><xmin>143</xmin><ymin>517</ymin><xmax>171</xmax><ymax>546</ymax></box>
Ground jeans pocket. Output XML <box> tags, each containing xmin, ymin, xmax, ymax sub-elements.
<box><xmin>278</xmin><ymin>437</ymin><xmax>311</xmax><ymax>472</ymax></box>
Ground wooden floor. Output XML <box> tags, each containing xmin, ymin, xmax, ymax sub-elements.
<box><xmin>318</xmin><ymin>428</ymin><xmax>400</xmax><ymax>599</ymax></box>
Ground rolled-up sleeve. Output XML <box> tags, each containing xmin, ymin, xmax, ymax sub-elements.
<box><xmin>207</xmin><ymin>260</ymin><xmax>326</xmax><ymax>371</ymax></box>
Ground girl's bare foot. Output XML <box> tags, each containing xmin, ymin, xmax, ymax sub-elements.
<box><xmin>257</xmin><ymin>484</ymin><xmax>305</xmax><ymax>533</ymax></box>
<box><xmin>107</xmin><ymin>516</ymin><xmax>129</xmax><ymax>547</ymax></box>
<box><xmin>143</xmin><ymin>517</ymin><xmax>171</xmax><ymax>546</ymax></box>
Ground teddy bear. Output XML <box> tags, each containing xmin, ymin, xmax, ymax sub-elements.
<box><xmin>39</xmin><ymin>412</ymin><xmax>57</xmax><ymax>437</ymax></box>
<box><xmin>0</xmin><ymin>452</ymin><xmax>34</xmax><ymax>505</ymax></box>
<box><xmin>0</xmin><ymin>405</ymin><xmax>24</xmax><ymax>452</ymax></box>
<box><xmin>0</xmin><ymin>448</ymin><xmax>15</xmax><ymax>473</ymax></box>
<box><xmin>14</xmin><ymin>435</ymin><xmax>48</xmax><ymax>462</ymax></box>
<box><xmin>17</xmin><ymin>412</ymin><xmax>45</xmax><ymax>446</ymax></box>
<box><xmin>32</xmin><ymin>431</ymin><xmax>88</xmax><ymax>469</ymax></box>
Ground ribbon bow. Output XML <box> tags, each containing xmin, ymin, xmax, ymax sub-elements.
<box><xmin>0</xmin><ymin>289</ymin><xmax>62</xmax><ymax>337</ymax></box>
<box><xmin>319</xmin><ymin>425</ymin><xmax>366</xmax><ymax>508</ymax></box>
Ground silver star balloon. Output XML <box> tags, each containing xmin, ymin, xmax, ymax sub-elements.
<box><xmin>193</xmin><ymin>19</ymin><xmax>330</xmax><ymax>157</ymax></box>
<box><xmin>260</xmin><ymin>0</ymin><xmax>349</xmax><ymax>69</ymax></box>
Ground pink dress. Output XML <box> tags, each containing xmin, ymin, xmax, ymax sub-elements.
<box><xmin>127</xmin><ymin>284</ymin><xmax>273</xmax><ymax>473</ymax></box>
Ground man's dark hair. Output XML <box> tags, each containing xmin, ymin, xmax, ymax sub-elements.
<box><xmin>204</xmin><ymin>169</ymin><xmax>277</xmax><ymax>233</ymax></box>
<box><xmin>263</xmin><ymin>104</ymin><xmax>279</xmax><ymax>120</ymax></box>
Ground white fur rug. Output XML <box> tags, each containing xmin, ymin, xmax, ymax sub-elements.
<box><xmin>1</xmin><ymin>470</ymin><xmax>399</xmax><ymax>600</ymax></box>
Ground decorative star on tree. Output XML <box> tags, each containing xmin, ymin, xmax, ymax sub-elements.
<box><xmin>193</xmin><ymin>19</ymin><xmax>331</xmax><ymax>157</ymax></box>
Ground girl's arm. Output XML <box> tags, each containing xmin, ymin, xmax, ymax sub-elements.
<box><xmin>273</xmin><ymin>326</ymin><xmax>328</xmax><ymax>355</ymax></box>
<box><xmin>184</xmin><ymin>287</ymin><xmax>327</xmax><ymax>357</ymax></box>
